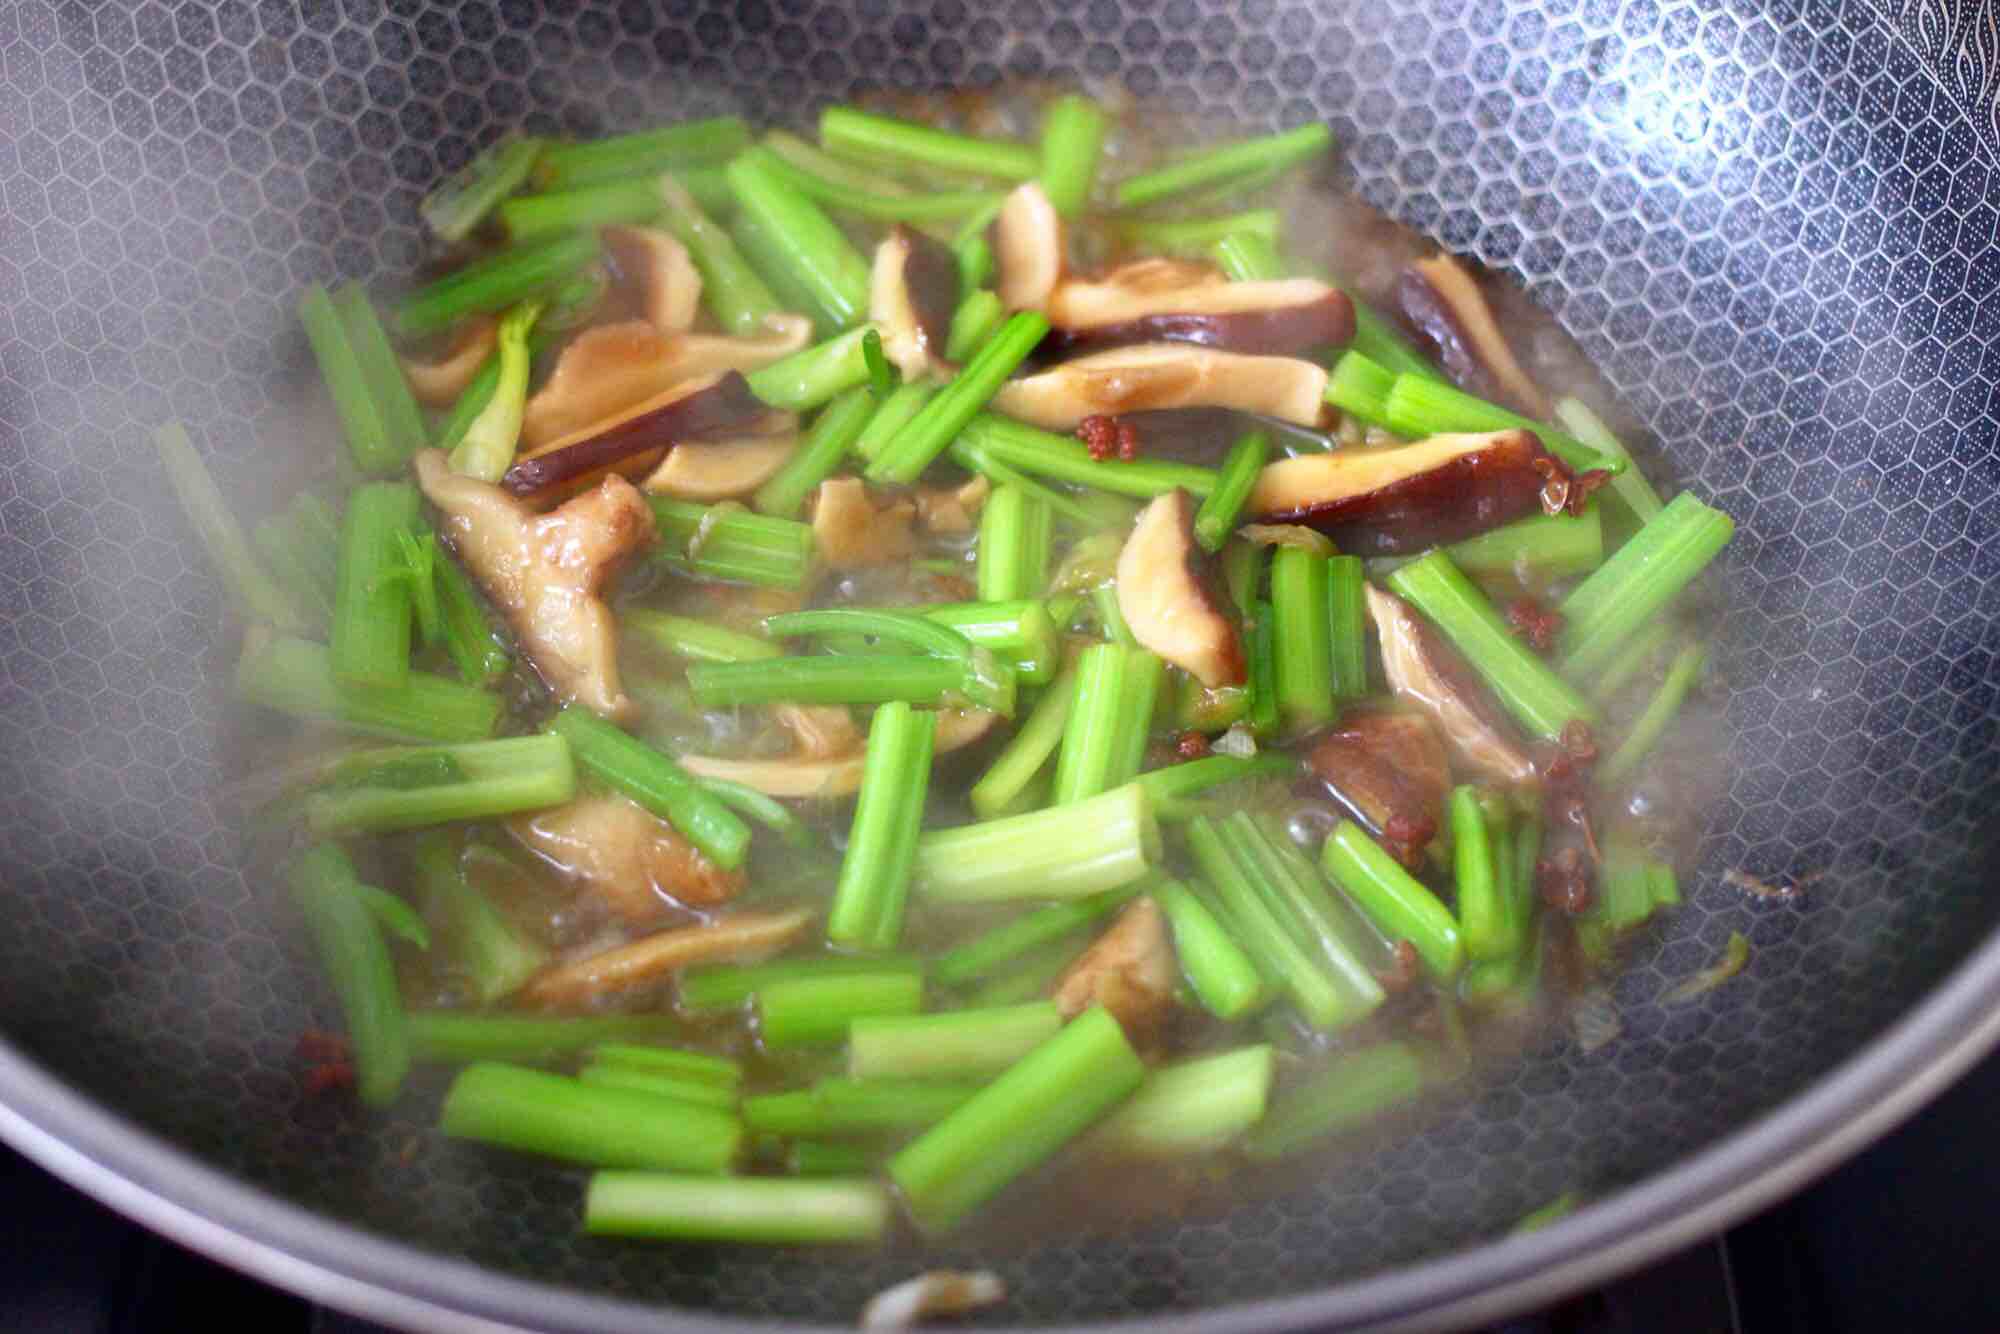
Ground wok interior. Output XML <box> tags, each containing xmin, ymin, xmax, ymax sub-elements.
<box><xmin>4</xmin><ymin>0</ymin><xmax>2000</xmax><ymax>1323</ymax></box>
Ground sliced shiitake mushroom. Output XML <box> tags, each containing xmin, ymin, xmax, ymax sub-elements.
<box><xmin>416</xmin><ymin>449</ymin><xmax>655</xmax><ymax>720</ymax></box>
<box><xmin>1053</xmin><ymin>896</ymin><xmax>1178</xmax><ymax>1046</ymax></box>
<box><xmin>992</xmin><ymin>181</ymin><xmax>1064</xmax><ymax>312</ymax></box>
<box><xmin>1303</xmin><ymin>707</ymin><xmax>1451</xmax><ymax>869</ymax></box>
<box><xmin>990</xmin><ymin>343</ymin><xmax>1329</xmax><ymax>429</ymax></box>
<box><xmin>914</xmin><ymin>474</ymin><xmax>991</xmax><ymax>537</ymax></box>
<box><xmin>1115</xmin><ymin>489</ymin><xmax>1244</xmax><ymax>688</ymax></box>
<box><xmin>1042</xmin><ymin>259</ymin><xmax>1354</xmax><ymax>359</ymax></box>
<box><xmin>602</xmin><ymin>225</ymin><xmax>702</xmax><ymax>335</ymax></box>
<box><xmin>519</xmin><ymin>316</ymin><xmax>810</xmax><ymax>450</ymax></box>
<box><xmin>810</xmin><ymin>476</ymin><xmax>917</xmax><ymax>570</ymax></box>
<box><xmin>1365</xmin><ymin>584</ymin><xmax>1536</xmax><ymax>785</ymax></box>
<box><xmin>1114</xmin><ymin>406</ymin><xmax>1345</xmax><ymax>466</ymax></box>
<box><xmin>641</xmin><ymin>427</ymin><xmax>799</xmax><ymax>502</ymax></box>
<box><xmin>1397</xmin><ymin>253</ymin><xmax>1550</xmax><ymax>420</ymax></box>
<box><xmin>1248</xmin><ymin>429</ymin><xmax>1580</xmax><ymax>556</ymax></box>
<box><xmin>870</xmin><ymin>224</ymin><xmax>961</xmax><ymax>379</ymax></box>
<box><xmin>510</xmin><ymin>793</ymin><xmax>745</xmax><ymax>925</ymax></box>
<box><xmin>771</xmin><ymin>704</ymin><xmax>865</xmax><ymax>762</ymax></box>
<box><xmin>401</xmin><ymin>315</ymin><xmax>497</xmax><ymax>407</ymax></box>
<box><xmin>503</xmin><ymin>371</ymin><xmax>774</xmax><ymax>499</ymax></box>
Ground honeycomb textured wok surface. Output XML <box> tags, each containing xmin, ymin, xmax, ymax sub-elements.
<box><xmin>1</xmin><ymin>0</ymin><xmax>1998</xmax><ymax>1320</ymax></box>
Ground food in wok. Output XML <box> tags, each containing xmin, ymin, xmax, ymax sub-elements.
<box><xmin>156</xmin><ymin>93</ymin><xmax>1733</xmax><ymax>1255</ymax></box>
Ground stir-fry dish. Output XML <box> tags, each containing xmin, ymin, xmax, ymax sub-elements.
<box><xmin>160</xmin><ymin>96</ymin><xmax>1734</xmax><ymax>1250</ymax></box>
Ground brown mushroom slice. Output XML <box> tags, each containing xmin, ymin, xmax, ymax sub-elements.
<box><xmin>1365</xmin><ymin>584</ymin><xmax>1537</xmax><ymax>785</ymax></box>
<box><xmin>1053</xmin><ymin>896</ymin><xmax>1178</xmax><ymax>1046</ymax></box>
<box><xmin>992</xmin><ymin>181</ymin><xmax>1064</xmax><ymax>312</ymax></box>
<box><xmin>415</xmin><ymin>449</ymin><xmax>655</xmax><ymax>719</ymax></box>
<box><xmin>991</xmin><ymin>344</ymin><xmax>1329</xmax><ymax>430</ymax></box>
<box><xmin>1101</xmin><ymin>407</ymin><xmax>1341</xmax><ymax>467</ymax></box>
<box><xmin>519</xmin><ymin>316</ymin><xmax>811</xmax><ymax>450</ymax></box>
<box><xmin>504</xmin><ymin>371</ymin><xmax>772</xmax><ymax>499</ymax></box>
<box><xmin>680</xmin><ymin>709</ymin><xmax>997</xmax><ymax>798</ymax></box>
<box><xmin>1248</xmin><ymin>429</ymin><xmax>1573</xmax><ymax>557</ymax></box>
<box><xmin>870</xmin><ymin>224</ymin><xmax>961</xmax><ymax>380</ymax></box>
<box><xmin>811</xmin><ymin>476</ymin><xmax>917</xmax><ymax>570</ymax></box>
<box><xmin>1304</xmin><ymin>707</ymin><xmax>1451</xmax><ymax>869</ymax></box>
<box><xmin>1056</xmin><ymin>257</ymin><xmax>1224</xmax><ymax>309</ymax></box>
<box><xmin>1115</xmin><ymin>489</ymin><xmax>1244</xmax><ymax>688</ymax></box>
<box><xmin>1044</xmin><ymin>261</ymin><xmax>1354</xmax><ymax>358</ymax></box>
<box><xmin>520</xmin><ymin>321</ymin><xmax>673</xmax><ymax>450</ymax></box>
<box><xmin>510</xmin><ymin>793</ymin><xmax>745</xmax><ymax>926</ymax></box>
<box><xmin>1398</xmin><ymin>254</ymin><xmax>1551</xmax><ymax>420</ymax></box>
<box><xmin>401</xmin><ymin>316</ymin><xmax>497</xmax><ymax>407</ymax></box>
<box><xmin>641</xmin><ymin>429</ymin><xmax>799</xmax><ymax>502</ymax></box>
<box><xmin>915</xmin><ymin>474</ymin><xmax>990</xmax><ymax>536</ymax></box>
<box><xmin>772</xmin><ymin>704</ymin><xmax>864</xmax><ymax>762</ymax></box>
<box><xmin>602</xmin><ymin>225</ymin><xmax>702</xmax><ymax>335</ymax></box>
<box><xmin>521</xmin><ymin>907</ymin><xmax>813</xmax><ymax>1008</ymax></box>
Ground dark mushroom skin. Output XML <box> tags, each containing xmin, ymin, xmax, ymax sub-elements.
<box><xmin>601</xmin><ymin>225</ymin><xmax>700</xmax><ymax>334</ymax></box>
<box><xmin>501</xmin><ymin>371</ymin><xmax>768</xmax><ymax>498</ymax></box>
<box><xmin>1107</xmin><ymin>407</ymin><xmax>1345</xmax><ymax>467</ymax></box>
<box><xmin>1397</xmin><ymin>254</ymin><xmax>1552</xmax><ymax>420</ymax></box>
<box><xmin>1303</xmin><ymin>707</ymin><xmax>1451</xmax><ymax>868</ymax></box>
<box><xmin>873</xmin><ymin>225</ymin><xmax>962</xmax><ymax>376</ymax></box>
<box><xmin>1249</xmin><ymin>429</ymin><xmax>1578</xmax><ymax>557</ymax></box>
<box><xmin>900</xmin><ymin>226</ymin><xmax>960</xmax><ymax>357</ymax></box>
<box><xmin>1039</xmin><ymin>290</ymin><xmax>1355</xmax><ymax>361</ymax></box>
<box><xmin>1532</xmin><ymin>721</ymin><xmax>1602</xmax><ymax>914</ymax></box>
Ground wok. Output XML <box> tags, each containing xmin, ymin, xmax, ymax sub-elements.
<box><xmin>4</xmin><ymin>0</ymin><xmax>2000</xmax><ymax>1328</ymax></box>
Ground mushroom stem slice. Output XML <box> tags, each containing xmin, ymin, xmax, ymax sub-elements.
<box><xmin>991</xmin><ymin>343</ymin><xmax>1329</xmax><ymax>429</ymax></box>
<box><xmin>1115</xmin><ymin>489</ymin><xmax>1244</xmax><ymax>688</ymax></box>
<box><xmin>1248</xmin><ymin>429</ymin><xmax>1575</xmax><ymax>557</ymax></box>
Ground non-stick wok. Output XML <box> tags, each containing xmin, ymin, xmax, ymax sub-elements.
<box><xmin>4</xmin><ymin>0</ymin><xmax>2000</xmax><ymax>1328</ymax></box>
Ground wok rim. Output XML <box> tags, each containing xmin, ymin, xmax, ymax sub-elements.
<box><xmin>5</xmin><ymin>920</ymin><xmax>2000</xmax><ymax>1333</ymax></box>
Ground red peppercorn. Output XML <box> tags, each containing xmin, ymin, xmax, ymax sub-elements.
<box><xmin>1078</xmin><ymin>414</ymin><xmax>1120</xmax><ymax>461</ymax></box>
<box><xmin>1505</xmin><ymin>596</ymin><xmax>1565</xmax><ymax>653</ymax></box>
